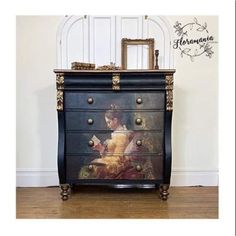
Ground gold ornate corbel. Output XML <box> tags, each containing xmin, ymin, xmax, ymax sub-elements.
<box><xmin>165</xmin><ymin>75</ymin><xmax>174</xmax><ymax>111</ymax></box>
<box><xmin>56</xmin><ymin>73</ymin><xmax>64</xmax><ymax>90</ymax></box>
<box><xmin>56</xmin><ymin>73</ymin><xmax>64</xmax><ymax>110</ymax></box>
<box><xmin>112</xmin><ymin>73</ymin><xmax>120</xmax><ymax>90</ymax></box>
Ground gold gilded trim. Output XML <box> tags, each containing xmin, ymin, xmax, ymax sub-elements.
<box><xmin>56</xmin><ymin>73</ymin><xmax>64</xmax><ymax>110</ymax></box>
<box><xmin>57</xmin><ymin>90</ymin><xmax>63</xmax><ymax>110</ymax></box>
<box><xmin>165</xmin><ymin>75</ymin><xmax>174</xmax><ymax>111</ymax></box>
<box><xmin>112</xmin><ymin>73</ymin><xmax>120</xmax><ymax>90</ymax></box>
<box><xmin>56</xmin><ymin>73</ymin><xmax>64</xmax><ymax>90</ymax></box>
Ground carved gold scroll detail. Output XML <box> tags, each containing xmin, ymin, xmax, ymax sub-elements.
<box><xmin>56</xmin><ymin>73</ymin><xmax>64</xmax><ymax>110</ymax></box>
<box><xmin>165</xmin><ymin>75</ymin><xmax>174</xmax><ymax>111</ymax></box>
<box><xmin>112</xmin><ymin>73</ymin><xmax>120</xmax><ymax>90</ymax></box>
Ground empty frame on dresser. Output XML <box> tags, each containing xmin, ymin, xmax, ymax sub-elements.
<box><xmin>54</xmin><ymin>69</ymin><xmax>175</xmax><ymax>200</ymax></box>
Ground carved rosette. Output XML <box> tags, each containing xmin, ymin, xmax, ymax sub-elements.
<box><xmin>165</xmin><ymin>75</ymin><xmax>174</xmax><ymax>111</ymax></box>
<box><xmin>56</xmin><ymin>73</ymin><xmax>64</xmax><ymax>110</ymax></box>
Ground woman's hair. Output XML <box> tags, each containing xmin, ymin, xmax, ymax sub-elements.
<box><xmin>105</xmin><ymin>104</ymin><xmax>123</xmax><ymax>121</ymax></box>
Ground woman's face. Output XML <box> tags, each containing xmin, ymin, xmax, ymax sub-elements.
<box><xmin>105</xmin><ymin>117</ymin><xmax>118</xmax><ymax>130</ymax></box>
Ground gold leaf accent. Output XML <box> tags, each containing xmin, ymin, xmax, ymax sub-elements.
<box><xmin>57</xmin><ymin>90</ymin><xmax>63</xmax><ymax>110</ymax></box>
<box><xmin>165</xmin><ymin>75</ymin><xmax>173</xmax><ymax>87</ymax></box>
<box><xmin>56</xmin><ymin>73</ymin><xmax>64</xmax><ymax>111</ymax></box>
<box><xmin>56</xmin><ymin>73</ymin><xmax>64</xmax><ymax>90</ymax></box>
<box><xmin>165</xmin><ymin>75</ymin><xmax>174</xmax><ymax>111</ymax></box>
<box><xmin>112</xmin><ymin>73</ymin><xmax>120</xmax><ymax>90</ymax></box>
<box><xmin>166</xmin><ymin>90</ymin><xmax>173</xmax><ymax>111</ymax></box>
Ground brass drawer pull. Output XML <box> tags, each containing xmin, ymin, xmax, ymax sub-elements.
<box><xmin>136</xmin><ymin>140</ymin><xmax>142</xmax><ymax>146</ymax></box>
<box><xmin>136</xmin><ymin>97</ymin><xmax>143</xmax><ymax>104</ymax></box>
<box><xmin>87</xmin><ymin>118</ymin><xmax>94</xmax><ymax>125</ymax></box>
<box><xmin>135</xmin><ymin>118</ymin><xmax>142</xmax><ymax>125</ymax></box>
<box><xmin>88</xmin><ymin>140</ymin><xmax>94</xmax><ymax>147</ymax></box>
<box><xmin>88</xmin><ymin>164</ymin><xmax>93</xmax><ymax>171</ymax></box>
<box><xmin>136</xmin><ymin>165</ymin><xmax>142</xmax><ymax>172</ymax></box>
<box><xmin>87</xmin><ymin>97</ymin><xmax>94</xmax><ymax>104</ymax></box>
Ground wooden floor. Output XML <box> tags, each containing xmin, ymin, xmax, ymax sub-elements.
<box><xmin>16</xmin><ymin>186</ymin><xmax>218</xmax><ymax>219</ymax></box>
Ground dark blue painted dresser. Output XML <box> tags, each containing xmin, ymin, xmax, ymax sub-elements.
<box><xmin>54</xmin><ymin>69</ymin><xmax>175</xmax><ymax>200</ymax></box>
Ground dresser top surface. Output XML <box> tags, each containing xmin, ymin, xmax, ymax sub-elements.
<box><xmin>54</xmin><ymin>69</ymin><xmax>176</xmax><ymax>74</ymax></box>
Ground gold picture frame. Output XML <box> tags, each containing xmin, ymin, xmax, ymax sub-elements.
<box><xmin>121</xmin><ymin>38</ymin><xmax>155</xmax><ymax>70</ymax></box>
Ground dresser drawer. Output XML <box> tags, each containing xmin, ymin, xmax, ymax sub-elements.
<box><xmin>65</xmin><ymin>131</ymin><xmax>163</xmax><ymax>155</ymax></box>
<box><xmin>66</xmin><ymin>154</ymin><xmax>163</xmax><ymax>180</ymax></box>
<box><xmin>65</xmin><ymin>111</ymin><xmax>164</xmax><ymax>131</ymax></box>
<box><xmin>64</xmin><ymin>91</ymin><xmax>165</xmax><ymax>110</ymax></box>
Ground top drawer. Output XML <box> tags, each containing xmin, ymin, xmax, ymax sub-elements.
<box><xmin>64</xmin><ymin>92</ymin><xmax>165</xmax><ymax>110</ymax></box>
<box><xmin>62</xmin><ymin>72</ymin><xmax>166</xmax><ymax>90</ymax></box>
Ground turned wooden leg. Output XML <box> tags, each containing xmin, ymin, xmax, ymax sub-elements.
<box><xmin>60</xmin><ymin>184</ymin><xmax>70</xmax><ymax>201</ymax></box>
<box><xmin>159</xmin><ymin>184</ymin><xmax>169</xmax><ymax>200</ymax></box>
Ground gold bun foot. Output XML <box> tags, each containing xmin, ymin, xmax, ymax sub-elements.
<box><xmin>159</xmin><ymin>184</ymin><xmax>170</xmax><ymax>200</ymax></box>
<box><xmin>60</xmin><ymin>184</ymin><xmax>70</xmax><ymax>201</ymax></box>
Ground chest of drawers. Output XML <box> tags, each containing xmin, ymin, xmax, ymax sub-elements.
<box><xmin>54</xmin><ymin>69</ymin><xmax>175</xmax><ymax>200</ymax></box>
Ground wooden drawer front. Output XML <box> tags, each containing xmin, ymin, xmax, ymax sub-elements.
<box><xmin>66</xmin><ymin>131</ymin><xmax>163</xmax><ymax>155</ymax></box>
<box><xmin>64</xmin><ymin>92</ymin><xmax>165</xmax><ymax>110</ymax></box>
<box><xmin>66</xmin><ymin>155</ymin><xmax>163</xmax><ymax>180</ymax></box>
<box><xmin>65</xmin><ymin>111</ymin><xmax>164</xmax><ymax>131</ymax></box>
<box><xmin>62</xmin><ymin>73</ymin><xmax>166</xmax><ymax>90</ymax></box>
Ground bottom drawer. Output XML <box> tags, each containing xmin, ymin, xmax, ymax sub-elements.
<box><xmin>66</xmin><ymin>155</ymin><xmax>163</xmax><ymax>180</ymax></box>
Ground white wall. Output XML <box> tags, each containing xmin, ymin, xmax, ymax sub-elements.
<box><xmin>170</xmin><ymin>16</ymin><xmax>218</xmax><ymax>185</ymax></box>
<box><xmin>16</xmin><ymin>15</ymin><xmax>218</xmax><ymax>186</ymax></box>
<box><xmin>16</xmin><ymin>16</ymin><xmax>64</xmax><ymax>186</ymax></box>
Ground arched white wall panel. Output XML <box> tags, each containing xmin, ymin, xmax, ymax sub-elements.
<box><xmin>89</xmin><ymin>16</ymin><xmax>116</xmax><ymax>66</ymax></box>
<box><xmin>143</xmin><ymin>16</ymin><xmax>174</xmax><ymax>68</ymax></box>
<box><xmin>57</xmin><ymin>15</ymin><xmax>174</xmax><ymax>69</ymax></box>
<box><xmin>116</xmin><ymin>16</ymin><xmax>142</xmax><ymax>68</ymax></box>
<box><xmin>57</xmin><ymin>15</ymin><xmax>89</xmax><ymax>68</ymax></box>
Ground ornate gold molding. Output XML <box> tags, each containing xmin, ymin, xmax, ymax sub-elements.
<box><xmin>56</xmin><ymin>73</ymin><xmax>64</xmax><ymax>110</ymax></box>
<box><xmin>112</xmin><ymin>73</ymin><xmax>120</xmax><ymax>90</ymax></box>
<box><xmin>57</xmin><ymin>90</ymin><xmax>63</xmax><ymax>110</ymax></box>
<box><xmin>56</xmin><ymin>73</ymin><xmax>64</xmax><ymax>90</ymax></box>
<box><xmin>165</xmin><ymin>75</ymin><xmax>174</xmax><ymax>111</ymax></box>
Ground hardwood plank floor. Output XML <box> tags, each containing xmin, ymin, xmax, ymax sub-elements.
<box><xmin>16</xmin><ymin>186</ymin><xmax>218</xmax><ymax>219</ymax></box>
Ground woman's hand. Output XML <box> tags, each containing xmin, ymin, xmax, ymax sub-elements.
<box><xmin>93</xmin><ymin>142</ymin><xmax>105</xmax><ymax>154</ymax></box>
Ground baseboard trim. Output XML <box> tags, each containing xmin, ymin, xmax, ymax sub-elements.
<box><xmin>171</xmin><ymin>169</ymin><xmax>218</xmax><ymax>186</ymax></box>
<box><xmin>16</xmin><ymin>168</ymin><xmax>218</xmax><ymax>187</ymax></box>
<box><xmin>16</xmin><ymin>169</ymin><xmax>59</xmax><ymax>187</ymax></box>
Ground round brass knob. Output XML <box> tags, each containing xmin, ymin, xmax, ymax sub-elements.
<box><xmin>88</xmin><ymin>140</ymin><xmax>94</xmax><ymax>147</ymax></box>
<box><xmin>136</xmin><ymin>140</ymin><xmax>142</xmax><ymax>146</ymax></box>
<box><xmin>87</xmin><ymin>118</ymin><xmax>94</xmax><ymax>125</ymax></box>
<box><xmin>135</xmin><ymin>118</ymin><xmax>142</xmax><ymax>125</ymax></box>
<box><xmin>87</xmin><ymin>97</ymin><xmax>94</xmax><ymax>104</ymax></box>
<box><xmin>136</xmin><ymin>165</ymin><xmax>142</xmax><ymax>172</ymax></box>
<box><xmin>136</xmin><ymin>97</ymin><xmax>142</xmax><ymax>104</ymax></box>
<box><xmin>88</xmin><ymin>164</ymin><xmax>93</xmax><ymax>171</ymax></box>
